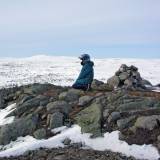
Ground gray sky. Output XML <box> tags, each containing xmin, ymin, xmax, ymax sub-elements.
<box><xmin>0</xmin><ymin>0</ymin><xmax>160</xmax><ymax>58</ymax></box>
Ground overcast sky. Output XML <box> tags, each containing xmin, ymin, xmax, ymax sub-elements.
<box><xmin>0</xmin><ymin>0</ymin><xmax>160</xmax><ymax>58</ymax></box>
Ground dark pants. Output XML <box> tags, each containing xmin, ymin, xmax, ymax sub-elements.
<box><xmin>72</xmin><ymin>84</ymin><xmax>89</xmax><ymax>91</ymax></box>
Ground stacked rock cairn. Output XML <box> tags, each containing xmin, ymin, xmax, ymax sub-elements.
<box><xmin>107</xmin><ymin>64</ymin><xmax>151</xmax><ymax>90</ymax></box>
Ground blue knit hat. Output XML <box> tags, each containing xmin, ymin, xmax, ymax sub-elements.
<box><xmin>79</xmin><ymin>54</ymin><xmax>90</xmax><ymax>61</ymax></box>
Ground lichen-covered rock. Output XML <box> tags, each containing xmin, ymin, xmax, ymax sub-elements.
<box><xmin>117</xmin><ymin>98</ymin><xmax>156</xmax><ymax>112</ymax></box>
<box><xmin>91</xmin><ymin>79</ymin><xmax>104</xmax><ymax>89</ymax></box>
<box><xmin>78</xmin><ymin>96</ymin><xmax>93</xmax><ymax>106</ymax></box>
<box><xmin>47</xmin><ymin>101</ymin><xmax>71</xmax><ymax>116</ymax></box>
<box><xmin>33</xmin><ymin>128</ymin><xmax>47</xmax><ymax>139</ymax></box>
<box><xmin>124</xmin><ymin>78</ymin><xmax>134</xmax><ymax>88</ymax></box>
<box><xmin>59</xmin><ymin>89</ymin><xmax>84</xmax><ymax>102</ymax></box>
<box><xmin>107</xmin><ymin>91</ymin><xmax>125</xmax><ymax>104</ymax></box>
<box><xmin>119</xmin><ymin>64</ymin><xmax>128</xmax><ymax>72</ymax></box>
<box><xmin>92</xmin><ymin>79</ymin><xmax>104</xmax><ymax>86</ymax></box>
<box><xmin>117</xmin><ymin>116</ymin><xmax>136</xmax><ymax>130</ymax></box>
<box><xmin>49</xmin><ymin>112</ymin><xmax>64</xmax><ymax>129</ymax></box>
<box><xmin>119</xmin><ymin>72</ymin><xmax>129</xmax><ymax>81</ymax></box>
<box><xmin>134</xmin><ymin>115</ymin><xmax>160</xmax><ymax>131</ymax></box>
<box><xmin>0</xmin><ymin>114</ymin><xmax>38</xmax><ymax>145</ymax></box>
<box><xmin>23</xmin><ymin>83</ymin><xmax>57</xmax><ymax>95</ymax></box>
<box><xmin>34</xmin><ymin>106</ymin><xmax>44</xmax><ymax>114</ymax></box>
<box><xmin>14</xmin><ymin>95</ymin><xmax>49</xmax><ymax>116</ymax></box>
<box><xmin>107</xmin><ymin>76</ymin><xmax>120</xmax><ymax>88</ymax></box>
<box><xmin>74</xmin><ymin>103</ymin><xmax>103</xmax><ymax>137</ymax></box>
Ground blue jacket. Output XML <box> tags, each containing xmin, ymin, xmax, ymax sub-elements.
<box><xmin>74</xmin><ymin>60</ymin><xmax>94</xmax><ymax>86</ymax></box>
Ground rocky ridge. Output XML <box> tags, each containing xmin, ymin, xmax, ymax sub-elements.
<box><xmin>0</xmin><ymin>65</ymin><xmax>160</xmax><ymax>160</ymax></box>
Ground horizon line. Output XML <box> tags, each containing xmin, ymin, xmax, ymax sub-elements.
<box><xmin>0</xmin><ymin>54</ymin><xmax>160</xmax><ymax>60</ymax></box>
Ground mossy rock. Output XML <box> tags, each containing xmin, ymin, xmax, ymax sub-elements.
<box><xmin>74</xmin><ymin>102</ymin><xmax>103</xmax><ymax>137</ymax></box>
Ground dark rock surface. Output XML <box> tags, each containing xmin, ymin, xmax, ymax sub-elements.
<box><xmin>0</xmin><ymin>147</ymin><xmax>136</xmax><ymax>160</ymax></box>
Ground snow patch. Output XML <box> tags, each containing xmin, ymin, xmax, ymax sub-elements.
<box><xmin>0</xmin><ymin>103</ymin><xmax>16</xmax><ymax>126</ymax></box>
<box><xmin>152</xmin><ymin>87</ymin><xmax>160</xmax><ymax>92</ymax></box>
<box><xmin>52</xmin><ymin>126</ymin><xmax>68</xmax><ymax>134</ymax></box>
<box><xmin>0</xmin><ymin>125</ymin><xmax>159</xmax><ymax>160</ymax></box>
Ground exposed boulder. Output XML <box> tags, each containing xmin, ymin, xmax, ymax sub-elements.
<box><xmin>17</xmin><ymin>95</ymin><xmax>34</xmax><ymax>106</ymax></box>
<box><xmin>117</xmin><ymin>116</ymin><xmax>136</xmax><ymax>130</ymax></box>
<box><xmin>133</xmin><ymin>115</ymin><xmax>160</xmax><ymax>131</ymax></box>
<box><xmin>48</xmin><ymin>112</ymin><xmax>64</xmax><ymax>129</ymax></box>
<box><xmin>124</xmin><ymin>78</ymin><xmax>134</xmax><ymax>88</ymax></box>
<box><xmin>0</xmin><ymin>88</ymin><xmax>18</xmax><ymax>109</ymax></box>
<box><xmin>59</xmin><ymin>89</ymin><xmax>84</xmax><ymax>102</ymax></box>
<box><xmin>119</xmin><ymin>72</ymin><xmax>129</xmax><ymax>81</ymax></box>
<box><xmin>74</xmin><ymin>102</ymin><xmax>103</xmax><ymax>137</ymax></box>
<box><xmin>23</xmin><ymin>83</ymin><xmax>61</xmax><ymax>95</ymax></box>
<box><xmin>11</xmin><ymin>95</ymin><xmax>50</xmax><ymax>117</ymax></box>
<box><xmin>91</xmin><ymin>79</ymin><xmax>104</xmax><ymax>90</ymax></box>
<box><xmin>92</xmin><ymin>79</ymin><xmax>104</xmax><ymax>86</ymax></box>
<box><xmin>0</xmin><ymin>91</ymin><xmax>5</xmax><ymax>109</ymax></box>
<box><xmin>107</xmin><ymin>76</ymin><xmax>120</xmax><ymax>89</ymax></box>
<box><xmin>33</xmin><ymin>128</ymin><xmax>47</xmax><ymax>139</ymax></box>
<box><xmin>78</xmin><ymin>96</ymin><xmax>93</xmax><ymax>106</ymax></box>
<box><xmin>117</xmin><ymin>98</ymin><xmax>156</xmax><ymax>112</ymax></box>
<box><xmin>0</xmin><ymin>114</ymin><xmax>38</xmax><ymax>145</ymax></box>
<box><xmin>47</xmin><ymin>101</ymin><xmax>71</xmax><ymax>116</ymax></box>
<box><xmin>108</xmin><ymin>112</ymin><xmax>121</xmax><ymax>123</ymax></box>
<box><xmin>89</xmin><ymin>79</ymin><xmax>112</xmax><ymax>91</ymax></box>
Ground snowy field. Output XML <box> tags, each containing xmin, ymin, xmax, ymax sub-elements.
<box><xmin>0</xmin><ymin>104</ymin><xmax>159</xmax><ymax>160</ymax></box>
<box><xmin>0</xmin><ymin>55</ymin><xmax>160</xmax><ymax>88</ymax></box>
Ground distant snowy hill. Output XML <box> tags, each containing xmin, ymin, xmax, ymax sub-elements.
<box><xmin>0</xmin><ymin>55</ymin><xmax>160</xmax><ymax>88</ymax></box>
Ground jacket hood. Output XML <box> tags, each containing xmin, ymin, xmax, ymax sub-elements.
<box><xmin>81</xmin><ymin>60</ymin><xmax>94</xmax><ymax>66</ymax></box>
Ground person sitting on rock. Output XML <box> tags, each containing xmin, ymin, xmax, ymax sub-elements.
<box><xmin>72</xmin><ymin>54</ymin><xmax>94</xmax><ymax>91</ymax></box>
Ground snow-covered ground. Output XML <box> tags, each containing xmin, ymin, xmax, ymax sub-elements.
<box><xmin>0</xmin><ymin>104</ymin><xmax>159</xmax><ymax>160</ymax></box>
<box><xmin>0</xmin><ymin>103</ymin><xmax>16</xmax><ymax>126</ymax></box>
<box><xmin>0</xmin><ymin>55</ymin><xmax>160</xmax><ymax>88</ymax></box>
